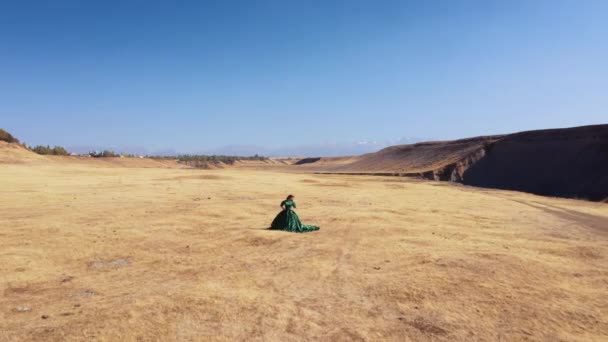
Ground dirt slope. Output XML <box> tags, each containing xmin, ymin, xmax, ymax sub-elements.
<box><xmin>0</xmin><ymin>141</ymin><xmax>48</xmax><ymax>164</ymax></box>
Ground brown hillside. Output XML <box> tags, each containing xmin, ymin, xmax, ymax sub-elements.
<box><xmin>295</xmin><ymin>136</ymin><xmax>502</xmax><ymax>179</ymax></box>
<box><xmin>336</xmin><ymin>136</ymin><xmax>502</xmax><ymax>175</ymax></box>
<box><xmin>298</xmin><ymin>124</ymin><xmax>608</xmax><ymax>201</ymax></box>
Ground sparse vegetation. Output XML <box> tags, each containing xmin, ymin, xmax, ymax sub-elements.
<box><xmin>176</xmin><ymin>154</ymin><xmax>268</xmax><ymax>168</ymax></box>
<box><xmin>144</xmin><ymin>154</ymin><xmax>269</xmax><ymax>168</ymax></box>
<box><xmin>0</xmin><ymin>128</ymin><xmax>19</xmax><ymax>143</ymax></box>
<box><xmin>31</xmin><ymin>145</ymin><xmax>69</xmax><ymax>155</ymax></box>
<box><xmin>178</xmin><ymin>154</ymin><xmax>267</xmax><ymax>164</ymax></box>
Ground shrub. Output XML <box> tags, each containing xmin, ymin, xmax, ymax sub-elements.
<box><xmin>52</xmin><ymin>146</ymin><xmax>69</xmax><ymax>155</ymax></box>
<box><xmin>0</xmin><ymin>128</ymin><xmax>19</xmax><ymax>143</ymax></box>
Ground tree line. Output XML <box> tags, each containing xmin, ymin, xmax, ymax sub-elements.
<box><xmin>30</xmin><ymin>145</ymin><xmax>70</xmax><ymax>155</ymax></box>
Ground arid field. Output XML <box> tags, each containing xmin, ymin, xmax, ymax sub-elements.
<box><xmin>1</xmin><ymin>159</ymin><xmax>607</xmax><ymax>341</ymax></box>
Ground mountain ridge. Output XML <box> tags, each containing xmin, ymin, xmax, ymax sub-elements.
<box><xmin>298</xmin><ymin>124</ymin><xmax>608</xmax><ymax>201</ymax></box>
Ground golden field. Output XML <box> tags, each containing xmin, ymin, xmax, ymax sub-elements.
<box><xmin>1</xmin><ymin>159</ymin><xmax>607</xmax><ymax>341</ymax></box>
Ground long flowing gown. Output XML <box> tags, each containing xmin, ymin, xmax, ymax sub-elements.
<box><xmin>270</xmin><ymin>200</ymin><xmax>320</xmax><ymax>233</ymax></box>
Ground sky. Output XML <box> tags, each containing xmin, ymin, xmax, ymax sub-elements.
<box><xmin>1</xmin><ymin>0</ymin><xmax>607</xmax><ymax>155</ymax></box>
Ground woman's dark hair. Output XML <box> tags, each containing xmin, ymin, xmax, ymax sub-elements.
<box><xmin>286</xmin><ymin>194</ymin><xmax>294</xmax><ymax>200</ymax></box>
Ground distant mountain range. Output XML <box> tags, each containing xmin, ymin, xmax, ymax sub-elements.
<box><xmin>67</xmin><ymin>137</ymin><xmax>429</xmax><ymax>157</ymax></box>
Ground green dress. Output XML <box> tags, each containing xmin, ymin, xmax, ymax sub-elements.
<box><xmin>270</xmin><ymin>200</ymin><xmax>320</xmax><ymax>233</ymax></box>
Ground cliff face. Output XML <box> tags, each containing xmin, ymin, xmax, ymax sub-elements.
<box><xmin>419</xmin><ymin>146</ymin><xmax>489</xmax><ymax>182</ymax></box>
<box><xmin>461</xmin><ymin>125</ymin><xmax>608</xmax><ymax>201</ymax></box>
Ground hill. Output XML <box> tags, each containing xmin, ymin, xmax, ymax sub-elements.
<box><xmin>298</xmin><ymin>124</ymin><xmax>608</xmax><ymax>200</ymax></box>
<box><xmin>307</xmin><ymin>136</ymin><xmax>502</xmax><ymax>180</ymax></box>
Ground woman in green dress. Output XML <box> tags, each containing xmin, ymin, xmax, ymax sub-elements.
<box><xmin>270</xmin><ymin>195</ymin><xmax>320</xmax><ymax>233</ymax></box>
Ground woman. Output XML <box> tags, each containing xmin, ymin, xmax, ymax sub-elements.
<box><xmin>270</xmin><ymin>195</ymin><xmax>320</xmax><ymax>233</ymax></box>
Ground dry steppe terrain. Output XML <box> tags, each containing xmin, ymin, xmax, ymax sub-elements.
<box><xmin>1</xmin><ymin>156</ymin><xmax>608</xmax><ymax>341</ymax></box>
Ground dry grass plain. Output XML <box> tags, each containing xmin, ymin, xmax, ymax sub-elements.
<box><xmin>1</xmin><ymin>160</ymin><xmax>607</xmax><ymax>341</ymax></box>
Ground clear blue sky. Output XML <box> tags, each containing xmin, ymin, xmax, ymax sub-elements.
<box><xmin>1</xmin><ymin>0</ymin><xmax>606</xmax><ymax>153</ymax></box>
